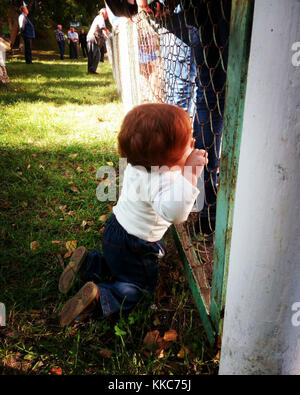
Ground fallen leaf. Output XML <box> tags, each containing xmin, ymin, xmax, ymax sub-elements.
<box><xmin>157</xmin><ymin>338</ymin><xmax>171</xmax><ymax>351</ymax></box>
<box><xmin>157</xmin><ymin>348</ymin><xmax>166</xmax><ymax>359</ymax></box>
<box><xmin>0</xmin><ymin>201</ymin><xmax>10</xmax><ymax>209</ymax></box>
<box><xmin>66</xmin><ymin>240</ymin><xmax>77</xmax><ymax>252</ymax></box>
<box><xmin>69</xmin><ymin>153</ymin><xmax>78</xmax><ymax>159</ymax></box>
<box><xmin>99</xmin><ymin>215</ymin><xmax>107</xmax><ymax>222</ymax></box>
<box><xmin>106</xmin><ymin>161</ymin><xmax>113</xmax><ymax>166</ymax></box>
<box><xmin>143</xmin><ymin>330</ymin><xmax>160</xmax><ymax>351</ymax></box>
<box><xmin>51</xmin><ymin>366</ymin><xmax>62</xmax><ymax>375</ymax></box>
<box><xmin>98</xmin><ymin>117</ymin><xmax>104</xmax><ymax>122</ymax></box>
<box><xmin>52</xmin><ymin>240</ymin><xmax>62</xmax><ymax>244</ymax></box>
<box><xmin>99</xmin><ymin>349</ymin><xmax>112</xmax><ymax>358</ymax></box>
<box><xmin>30</xmin><ymin>241</ymin><xmax>39</xmax><ymax>251</ymax></box>
<box><xmin>67</xmin><ymin>211</ymin><xmax>77</xmax><ymax>216</ymax></box>
<box><xmin>177</xmin><ymin>346</ymin><xmax>189</xmax><ymax>359</ymax></box>
<box><xmin>59</xmin><ymin>205</ymin><xmax>67</xmax><ymax>211</ymax></box>
<box><xmin>70</xmin><ymin>186</ymin><xmax>80</xmax><ymax>194</ymax></box>
<box><xmin>153</xmin><ymin>315</ymin><xmax>160</xmax><ymax>326</ymax></box>
<box><xmin>163</xmin><ymin>329</ymin><xmax>178</xmax><ymax>342</ymax></box>
<box><xmin>81</xmin><ymin>220</ymin><xmax>87</xmax><ymax>228</ymax></box>
<box><xmin>27</xmin><ymin>164</ymin><xmax>31</xmax><ymax>169</ymax></box>
<box><xmin>64</xmin><ymin>250</ymin><xmax>72</xmax><ymax>258</ymax></box>
<box><xmin>76</xmin><ymin>167</ymin><xmax>84</xmax><ymax>173</ymax></box>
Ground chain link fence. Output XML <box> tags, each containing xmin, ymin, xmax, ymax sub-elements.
<box><xmin>107</xmin><ymin>0</ymin><xmax>232</xmax><ymax>341</ymax></box>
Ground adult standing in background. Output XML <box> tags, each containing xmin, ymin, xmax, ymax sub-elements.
<box><xmin>87</xmin><ymin>8</ymin><xmax>109</xmax><ymax>74</ymax></box>
<box><xmin>18</xmin><ymin>4</ymin><xmax>35</xmax><ymax>64</ymax></box>
<box><xmin>79</xmin><ymin>29</ymin><xmax>88</xmax><ymax>58</ymax></box>
<box><xmin>68</xmin><ymin>27</ymin><xmax>79</xmax><ymax>59</ymax></box>
<box><xmin>56</xmin><ymin>25</ymin><xmax>66</xmax><ymax>60</ymax></box>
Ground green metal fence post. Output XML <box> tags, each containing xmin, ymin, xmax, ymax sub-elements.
<box><xmin>210</xmin><ymin>0</ymin><xmax>255</xmax><ymax>335</ymax></box>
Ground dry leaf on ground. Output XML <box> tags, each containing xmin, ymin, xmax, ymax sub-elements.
<box><xmin>30</xmin><ymin>241</ymin><xmax>39</xmax><ymax>251</ymax></box>
<box><xmin>70</xmin><ymin>186</ymin><xmax>80</xmax><ymax>193</ymax></box>
<box><xmin>163</xmin><ymin>329</ymin><xmax>178</xmax><ymax>342</ymax></box>
<box><xmin>99</xmin><ymin>349</ymin><xmax>112</xmax><ymax>358</ymax></box>
<box><xmin>51</xmin><ymin>366</ymin><xmax>62</xmax><ymax>375</ymax></box>
<box><xmin>66</xmin><ymin>240</ymin><xmax>77</xmax><ymax>252</ymax></box>
<box><xmin>177</xmin><ymin>346</ymin><xmax>189</xmax><ymax>359</ymax></box>
<box><xmin>143</xmin><ymin>330</ymin><xmax>160</xmax><ymax>351</ymax></box>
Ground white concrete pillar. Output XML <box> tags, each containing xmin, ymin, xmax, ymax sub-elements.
<box><xmin>219</xmin><ymin>0</ymin><xmax>300</xmax><ymax>374</ymax></box>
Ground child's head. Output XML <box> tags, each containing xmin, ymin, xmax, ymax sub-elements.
<box><xmin>118</xmin><ymin>103</ymin><xmax>193</xmax><ymax>170</ymax></box>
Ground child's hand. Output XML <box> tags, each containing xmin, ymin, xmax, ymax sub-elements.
<box><xmin>183</xmin><ymin>149</ymin><xmax>208</xmax><ymax>186</ymax></box>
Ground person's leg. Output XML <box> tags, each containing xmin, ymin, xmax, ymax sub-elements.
<box><xmin>92</xmin><ymin>45</ymin><xmax>101</xmax><ymax>72</ymax></box>
<box><xmin>74</xmin><ymin>43</ymin><xmax>78</xmax><ymax>59</ymax></box>
<box><xmin>192</xmin><ymin>7</ymin><xmax>230</xmax><ymax>230</ymax></box>
<box><xmin>160</xmin><ymin>16</ymin><xmax>198</xmax><ymax>118</ymax></box>
<box><xmin>70</xmin><ymin>41</ymin><xmax>76</xmax><ymax>59</ymax></box>
<box><xmin>58</xmin><ymin>41</ymin><xmax>64</xmax><ymax>60</ymax></box>
<box><xmin>24</xmin><ymin>37</ymin><xmax>32</xmax><ymax>64</ymax></box>
<box><xmin>87</xmin><ymin>41</ymin><xmax>94</xmax><ymax>72</ymax></box>
<box><xmin>69</xmin><ymin>41</ymin><xmax>73</xmax><ymax>58</ymax></box>
<box><xmin>60</xmin><ymin>40</ymin><xmax>65</xmax><ymax>59</ymax></box>
<box><xmin>100</xmin><ymin>43</ymin><xmax>105</xmax><ymax>62</ymax></box>
<box><xmin>87</xmin><ymin>42</ymin><xmax>100</xmax><ymax>73</ymax></box>
<box><xmin>81</xmin><ymin>43</ymin><xmax>87</xmax><ymax>58</ymax></box>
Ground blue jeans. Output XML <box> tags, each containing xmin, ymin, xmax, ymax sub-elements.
<box><xmin>162</xmin><ymin>8</ymin><xmax>230</xmax><ymax>220</ymax></box>
<box><xmin>57</xmin><ymin>40</ymin><xmax>65</xmax><ymax>60</ymax></box>
<box><xmin>81</xmin><ymin>214</ymin><xmax>165</xmax><ymax>317</ymax></box>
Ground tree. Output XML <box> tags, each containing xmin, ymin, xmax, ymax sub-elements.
<box><xmin>31</xmin><ymin>0</ymin><xmax>106</xmax><ymax>27</ymax></box>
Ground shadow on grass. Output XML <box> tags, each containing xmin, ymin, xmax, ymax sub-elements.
<box><xmin>0</xmin><ymin>143</ymin><xmax>119</xmax><ymax>311</ymax></box>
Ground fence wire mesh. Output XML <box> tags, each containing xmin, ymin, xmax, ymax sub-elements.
<box><xmin>107</xmin><ymin>0</ymin><xmax>231</xmax><ymax>305</ymax></box>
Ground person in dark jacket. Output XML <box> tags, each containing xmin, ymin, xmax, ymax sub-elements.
<box><xmin>18</xmin><ymin>5</ymin><xmax>35</xmax><ymax>64</ymax></box>
<box><xmin>79</xmin><ymin>29</ymin><xmax>88</xmax><ymax>58</ymax></box>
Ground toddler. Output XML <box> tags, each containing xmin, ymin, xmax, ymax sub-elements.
<box><xmin>58</xmin><ymin>103</ymin><xmax>208</xmax><ymax>326</ymax></box>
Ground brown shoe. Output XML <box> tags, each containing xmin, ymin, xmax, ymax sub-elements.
<box><xmin>59</xmin><ymin>282</ymin><xmax>99</xmax><ymax>327</ymax></box>
<box><xmin>58</xmin><ymin>246</ymin><xmax>88</xmax><ymax>294</ymax></box>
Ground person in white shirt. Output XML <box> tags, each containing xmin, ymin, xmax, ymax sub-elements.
<box><xmin>86</xmin><ymin>8</ymin><xmax>109</xmax><ymax>74</ymax></box>
<box><xmin>58</xmin><ymin>103</ymin><xmax>208</xmax><ymax>326</ymax></box>
<box><xmin>18</xmin><ymin>5</ymin><xmax>35</xmax><ymax>64</ymax></box>
<box><xmin>67</xmin><ymin>27</ymin><xmax>78</xmax><ymax>59</ymax></box>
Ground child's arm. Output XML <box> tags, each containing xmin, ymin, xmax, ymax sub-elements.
<box><xmin>182</xmin><ymin>148</ymin><xmax>208</xmax><ymax>187</ymax></box>
<box><xmin>150</xmin><ymin>149</ymin><xmax>208</xmax><ymax>224</ymax></box>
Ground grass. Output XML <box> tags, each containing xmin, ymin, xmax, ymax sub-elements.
<box><xmin>0</xmin><ymin>54</ymin><xmax>218</xmax><ymax>375</ymax></box>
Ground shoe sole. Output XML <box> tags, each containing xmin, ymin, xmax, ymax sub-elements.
<box><xmin>59</xmin><ymin>282</ymin><xmax>98</xmax><ymax>327</ymax></box>
<box><xmin>58</xmin><ymin>246</ymin><xmax>88</xmax><ymax>294</ymax></box>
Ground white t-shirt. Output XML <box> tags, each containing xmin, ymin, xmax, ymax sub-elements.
<box><xmin>18</xmin><ymin>13</ymin><xmax>26</xmax><ymax>30</ymax></box>
<box><xmin>113</xmin><ymin>164</ymin><xmax>199</xmax><ymax>242</ymax></box>
<box><xmin>87</xmin><ymin>14</ymin><xmax>106</xmax><ymax>42</ymax></box>
<box><xmin>68</xmin><ymin>31</ymin><xmax>78</xmax><ymax>41</ymax></box>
